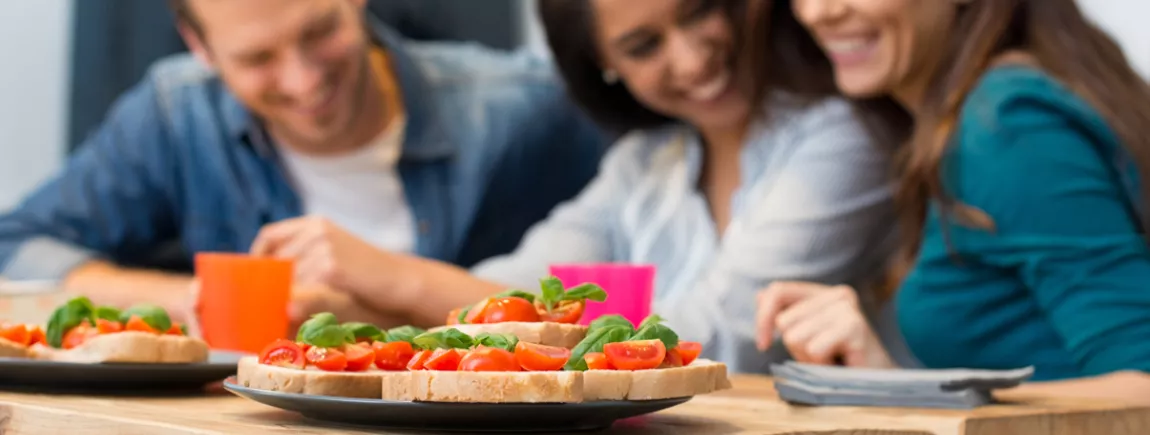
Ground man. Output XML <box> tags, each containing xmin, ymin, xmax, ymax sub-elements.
<box><xmin>0</xmin><ymin>0</ymin><xmax>605</xmax><ymax>327</ymax></box>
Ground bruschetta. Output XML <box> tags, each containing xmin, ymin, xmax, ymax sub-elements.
<box><xmin>432</xmin><ymin>277</ymin><xmax>608</xmax><ymax>348</ymax></box>
<box><xmin>20</xmin><ymin>296</ymin><xmax>208</xmax><ymax>364</ymax></box>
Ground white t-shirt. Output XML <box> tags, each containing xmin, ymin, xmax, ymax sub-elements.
<box><xmin>277</xmin><ymin>117</ymin><xmax>417</xmax><ymax>253</ymax></box>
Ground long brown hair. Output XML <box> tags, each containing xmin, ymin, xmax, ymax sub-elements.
<box><xmin>889</xmin><ymin>0</ymin><xmax>1150</xmax><ymax>298</ymax></box>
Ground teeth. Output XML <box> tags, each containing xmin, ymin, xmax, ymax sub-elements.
<box><xmin>687</xmin><ymin>71</ymin><xmax>730</xmax><ymax>102</ymax></box>
<box><xmin>824</xmin><ymin>39</ymin><xmax>872</xmax><ymax>53</ymax></box>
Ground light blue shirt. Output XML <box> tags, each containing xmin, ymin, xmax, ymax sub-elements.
<box><xmin>473</xmin><ymin>96</ymin><xmax>899</xmax><ymax>373</ymax></box>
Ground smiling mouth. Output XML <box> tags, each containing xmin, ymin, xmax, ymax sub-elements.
<box><xmin>685</xmin><ymin>69</ymin><xmax>732</xmax><ymax>103</ymax></box>
<box><xmin>820</xmin><ymin>35</ymin><xmax>879</xmax><ymax>65</ymax></box>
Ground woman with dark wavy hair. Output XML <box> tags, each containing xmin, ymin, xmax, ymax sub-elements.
<box><xmin>460</xmin><ymin>0</ymin><xmax>903</xmax><ymax>373</ymax></box>
<box><xmin>756</xmin><ymin>0</ymin><xmax>1150</xmax><ymax>402</ymax></box>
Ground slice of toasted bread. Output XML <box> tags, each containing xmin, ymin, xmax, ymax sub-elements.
<box><xmin>584</xmin><ymin>359</ymin><xmax>732</xmax><ymax>401</ymax></box>
<box><xmin>29</xmin><ymin>332</ymin><xmax>209</xmax><ymax>364</ymax></box>
<box><xmin>432</xmin><ymin>322</ymin><xmax>587</xmax><ymax>349</ymax></box>
<box><xmin>0</xmin><ymin>337</ymin><xmax>28</xmax><ymax>358</ymax></box>
<box><xmin>410</xmin><ymin>370</ymin><xmax>583</xmax><ymax>403</ymax></box>
<box><xmin>238</xmin><ymin>356</ymin><xmax>411</xmax><ymax>400</ymax></box>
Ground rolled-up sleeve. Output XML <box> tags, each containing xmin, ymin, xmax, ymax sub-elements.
<box><xmin>0</xmin><ymin>81</ymin><xmax>179</xmax><ymax>281</ymax></box>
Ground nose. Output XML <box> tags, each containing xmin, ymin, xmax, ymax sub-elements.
<box><xmin>666</xmin><ymin>31</ymin><xmax>714</xmax><ymax>83</ymax></box>
<box><xmin>278</xmin><ymin>48</ymin><xmax>325</xmax><ymax>99</ymax></box>
<box><xmin>792</xmin><ymin>0</ymin><xmax>845</xmax><ymax>26</ymax></box>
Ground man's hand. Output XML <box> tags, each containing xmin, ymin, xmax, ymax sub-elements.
<box><xmin>250</xmin><ymin>216</ymin><xmax>394</xmax><ymax>295</ymax></box>
<box><xmin>756</xmin><ymin>282</ymin><xmax>895</xmax><ymax>368</ymax></box>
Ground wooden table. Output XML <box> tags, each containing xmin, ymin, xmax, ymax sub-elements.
<box><xmin>0</xmin><ymin>375</ymin><xmax>1148</xmax><ymax>435</ymax></box>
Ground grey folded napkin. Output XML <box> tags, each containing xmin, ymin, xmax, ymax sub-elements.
<box><xmin>771</xmin><ymin>361</ymin><xmax>1034</xmax><ymax>409</ymax></box>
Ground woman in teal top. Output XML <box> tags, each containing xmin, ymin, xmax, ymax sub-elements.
<box><xmin>754</xmin><ymin>0</ymin><xmax>1150</xmax><ymax>402</ymax></box>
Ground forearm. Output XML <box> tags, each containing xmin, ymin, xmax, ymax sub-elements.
<box><xmin>997</xmin><ymin>371</ymin><xmax>1150</xmax><ymax>406</ymax></box>
<box><xmin>374</xmin><ymin>253</ymin><xmax>505</xmax><ymax>327</ymax></box>
<box><xmin>62</xmin><ymin>261</ymin><xmax>194</xmax><ymax>323</ymax></box>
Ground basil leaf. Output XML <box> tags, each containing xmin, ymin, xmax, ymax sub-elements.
<box><xmin>637</xmin><ymin>314</ymin><xmax>666</xmax><ymax>331</ymax></box>
<box><xmin>494</xmin><ymin>289</ymin><xmax>537</xmax><ymax>303</ymax></box>
<box><xmin>94</xmin><ymin>307</ymin><xmax>121</xmax><ymax>322</ymax></box>
<box><xmin>46</xmin><ymin>297</ymin><xmax>96</xmax><ymax>348</ymax></box>
<box><xmin>179</xmin><ymin>324</ymin><xmax>188</xmax><ymax>335</ymax></box>
<box><xmin>296</xmin><ymin>312</ymin><xmax>339</xmax><ymax>341</ymax></box>
<box><xmin>120</xmin><ymin>305</ymin><xmax>173</xmax><ymax>333</ymax></box>
<box><xmin>561</xmin><ymin>283</ymin><xmax>608</xmax><ymax>302</ymax></box>
<box><xmin>342</xmin><ymin>322</ymin><xmax>385</xmax><ymax>342</ymax></box>
<box><xmin>564</xmin><ymin>324</ymin><xmax>633</xmax><ymax>371</ymax></box>
<box><xmin>302</xmin><ymin>324</ymin><xmax>354</xmax><ymax>348</ymax></box>
<box><xmin>539</xmin><ymin>276</ymin><xmax>566</xmax><ymax>310</ymax></box>
<box><xmin>385</xmin><ymin>325</ymin><xmax>425</xmax><ymax>344</ymax></box>
<box><xmin>456</xmin><ymin>305</ymin><xmax>471</xmax><ymax>324</ymax></box>
<box><xmin>412</xmin><ymin>328</ymin><xmax>474</xmax><ymax>350</ymax></box>
<box><xmin>630</xmin><ymin>323</ymin><xmax>679</xmax><ymax>350</ymax></box>
<box><xmin>588</xmin><ymin>315</ymin><xmax>634</xmax><ymax>334</ymax></box>
<box><xmin>475</xmin><ymin>333</ymin><xmax>519</xmax><ymax>352</ymax></box>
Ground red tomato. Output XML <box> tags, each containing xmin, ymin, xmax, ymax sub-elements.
<box><xmin>537</xmin><ymin>300</ymin><xmax>584</xmax><ymax>324</ymax></box>
<box><xmin>407</xmin><ymin>350</ymin><xmax>432</xmax><ymax>370</ymax></box>
<box><xmin>584</xmin><ymin>352</ymin><xmax>614</xmax><ymax>370</ymax></box>
<box><xmin>258</xmin><ymin>339</ymin><xmax>305</xmax><ymax>369</ymax></box>
<box><xmin>0</xmin><ymin>324</ymin><xmax>29</xmax><ymax>346</ymax></box>
<box><xmin>163</xmin><ymin>323</ymin><xmax>184</xmax><ymax>335</ymax></box>
<box><xmin>423</xmin><ymin>348</ymin><xmax>464</xmax><ymax>371</ymax></box>
<box><xmin>659</xmin><ymin>348</ymin><xmax>684</xmax><ymax>368</ymax></box>
<box><xmin>343</xmin><ymin>343</ymin><xmax>375</xmax><ymax>372</ymax></box>
<box><xmin>459</xmin><ymin>347</ymin><xmax>521</xmax><ymax>372</ymax></box>
<box><xmin>96</xmin><ymin>319</ymin><xmax>123</xmax><ymax>334</ymax></box>
<box><xmin>481</xmin><ymin>297</ymin><xmax>541</xmax><ymax>323</ymax></box>
<box><xmin>124</xmin><ymin>316</ymin><xmax>157</xmax><ymax>333</ymax></box>
<box><xmin>674</xmin><ymin>341</ymin><xmax>702</xmax><ymax>366</ymax></box>
<box><xmin>299</xmin><ymin>342</ymin><xmax>312</xmax><ymax>354</ymax></box>
<box><xmin>62</xmin><ymin>322</ymin><xmax>100</xmax><ymax>350</ymax></box>
<box><xmin>372</xmin><ymin>341</ymin><xmax>416</xmax><ymax>371</ymax></box>
<box><xmin>463</xmin><ymin>298</ymin><xmax>493</xmax><ymax>324</ymax></box>
<box><xmin>306</xmin><ymin>346</ymin><xmax>348</xmax><ymax>372</ymax></box>
<box><xmin>514</xmin><ymin>341</ymin><xmax>570</xmax><ymax>371</ymax></box>
<box><xmin>603</xmin><ymin>339</ymin><xmax>666</xmax><ymax>371</ymax></box>
<box><xmin>445</xmin><ymin>308</ymin><xmax>462</xmax><ymax>325</ymax></box>
<box><xmin>27</xmin><ymin>326</ymin><xmax>46</xmax><ymax>346</ymax></box>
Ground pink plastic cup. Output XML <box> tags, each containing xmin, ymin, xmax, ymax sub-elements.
<box><xmin>548</xmin><ymin>263</ymin><xmax>656</xmax><ymax>326</ymax></box>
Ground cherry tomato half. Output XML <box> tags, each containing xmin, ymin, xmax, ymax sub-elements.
<box><xmin>62</xmin><ymin>321</ymin><xmax>100</xmax><ymax>350</ymax></box>
<box><xmin>446</xmin><ymin>308</ymin><xmax>462</xmax><ymax>325</ymax></box>
<box><xmin>96</xmin><ymin>318</ymin><xmax>123</xmax><ymax>334</ymax></box>
<box><xmin>124</xmin><ymin>315</ymin><xmax>157</xmax><ymax>333</ymax></box>
<box><xmin>0</xmin><ymin>323</ymin><xmax>29</xmax><ymax>346</ymax></box>
<box><xmin>258</xmin><ymin>339</ymin><xmax>305</xmax><ymax>369</ymax></box>
<box><xmin>659</xmin><ymin>348</ymin><xmax>684</xmax><ymax>368</ymax></box>
<box><xmin>424</xmin><ymin>348</ymin><xmax>464</xmax><ymax>371</ymax></box>
<box><xmin>407</xmin><ymin>350</ymin><xmax>433</xmax><ymax>370</ymax></box>
<box><xmin>165</xmin><ymin>323</ymin><xmax>184</xmax><ymax>336</ymax></box>
<box><xmin>343</xmin><ymin>343</ymin><xmax>375</xmax><ymax>372</ymax></box>
<box><xmin>514</xmin><ymin>341</ymin><xmax>570</xmax><ymax>371</ymax></box>
<box><xmin>306</xmin><ymin>346</ymin><xmax>348</xmax><ymax>372</ymax></box>
<box><xmin>481</xmin><ymin>297</ymin><xmax>541</xmax><ymax>323</ymax></box>
<box><xmin>537</xmin><ymin>300</ymin><xmax>584</xmax><ymax>324</ymax></box>
<box><xmin>583</xmin><ymin>352</ymin><xmax>614</xmax><ymax>370</ymax></box>
<box><xmin>372</xmin><ymin>341</ymin><xmax>416</xmax><ymax>371</ymax></box>
<box><xmin>603</xmin><ymin>339</ymin><xmax>666</xmax><ymax>371</ymax></box>
<box><xmin>675</xmin><ymin>341</ymin><xmax>702</xmax><ymax>366</ymax></box>
<box><xmin>464</xmin><ymin>298</ymin><xmax>493</xmax><ymax>324</ymax></box>
<box><xmin>460</xmin><ymin>347</ymin><xmax>521</xmax><ymax>372</ymax></box>
<box><xmin>27</xmin><ymin>325</ymin><xmax>46</xmax><ymax>346</ymax></box>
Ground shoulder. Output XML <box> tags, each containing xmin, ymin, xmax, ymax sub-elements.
<box><xmin>759</xmin><ymin>95</ymin><xmax>876</xmax><ymax>152</ymax></box>
<box><xmin>956</xmin><ymin>66</ymin><xmax>1114</xmax><ymax>153</ymax></box>
<box><xmin>133</xmin><ymin>53</ymin><xmax>233</xmax><ymax>121</ymax></box>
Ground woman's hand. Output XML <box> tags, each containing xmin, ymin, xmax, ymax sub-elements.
<box><xmin>756</xmin><ymin>281</ymin><xmax>895</xmax><ymax>368</ymax></box>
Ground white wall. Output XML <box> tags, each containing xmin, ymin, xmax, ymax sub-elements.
<box><xmin>1080</xmin><ymin>0</ymin><xmax>1150</xmax><ymax>78</ymax></box>
<box><xmin>0</xmin><ymin>1</ymin><xmax>72</xmax><ymax>211</ymax></box>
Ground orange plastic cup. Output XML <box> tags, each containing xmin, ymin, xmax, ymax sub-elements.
<box><xmin>194</xmin><ymin>253</ymin><xmax>292</xmax><ymax>354</ymax></box>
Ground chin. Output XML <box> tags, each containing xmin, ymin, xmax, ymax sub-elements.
<box><xmin>834</xmin><ymin>77</ymin><xmax>887</xmax><ymax>99</ymax></box>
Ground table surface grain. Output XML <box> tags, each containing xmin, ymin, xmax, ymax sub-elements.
<box><xmin>1</xmin><ymin>375</ymin><xmax>1149</xmax><ymax>435</ymax></box>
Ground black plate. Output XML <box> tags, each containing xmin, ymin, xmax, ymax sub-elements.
<box><xmin>0</xmin><ymin>351</ymin><xmax>245</xmax><ymax>393</ymax></box>
<box><xmin>223</xmin><ymin>377</ymin><xmax>691</xmax><ymax>432</ymax></box>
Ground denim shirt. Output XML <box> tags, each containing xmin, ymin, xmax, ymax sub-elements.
<box><xmin>0</xmin><ymin>20</ymin><xmax>607</xmax><ymax>279</ymax></box>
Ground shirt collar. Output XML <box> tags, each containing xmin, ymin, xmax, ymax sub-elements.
<box><xmin>221</xmin><ymin>15</ymin><xmax>454</xmax><ymax>161</ymax></box>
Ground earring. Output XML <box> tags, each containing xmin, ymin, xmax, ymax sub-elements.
<box><xmin>602</xmin><ymin>69</ymin><xmax>619</xmax><ymax>84</ymax></box>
